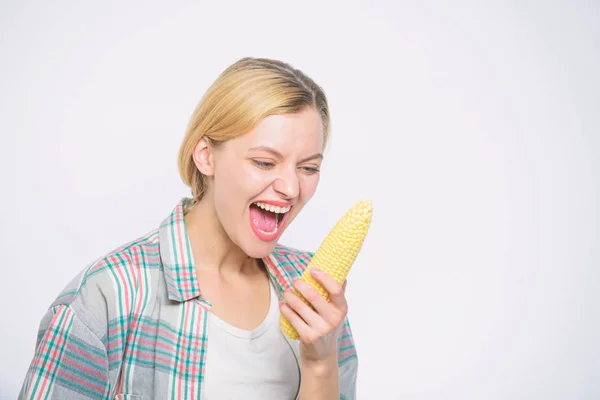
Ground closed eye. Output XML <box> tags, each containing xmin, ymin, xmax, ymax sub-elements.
<box><xmin>252</xmin><ymin>159</ymin><xmax>275</xmax><ymax>169</ymax></box>
<box><xmin>300</xmin><ymin>166</ymin><xmax>320</xmax><ymax>174</ymax></box>
<box><xmin>251</xmin><ymin>158</ymin><xmax>320</xmax><ymax>174</ymax></box>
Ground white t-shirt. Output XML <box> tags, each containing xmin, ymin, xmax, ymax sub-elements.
<box><xmin>202</xmin><ymin>281</ymin><xmax>301</xmax><ymax>399</ymax></box>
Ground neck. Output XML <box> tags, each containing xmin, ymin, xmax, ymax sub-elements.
<box><xmin>184</xmin><ymin>197</ymin><xmax>257</xmax><ymax>276</ymax></box>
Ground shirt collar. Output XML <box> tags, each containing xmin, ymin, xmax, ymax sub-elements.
<box><xmin>158</xmin><ymin>197</ymin><xmax>294</xmax><ymax>303</ymax></box>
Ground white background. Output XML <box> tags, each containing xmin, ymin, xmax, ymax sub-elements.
<box><xmin>1</xmin><ymin>1</ymin><xmax>599</xmax><ymax>398</ymax></box>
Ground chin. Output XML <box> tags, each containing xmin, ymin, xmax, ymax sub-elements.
<box><xmin>239</xmin><ymin>239</ymin><xmax>278</xmax><ymax>259</ymax></box>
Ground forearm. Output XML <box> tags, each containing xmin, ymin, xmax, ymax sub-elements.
<box><xmin>298</xmin><ymin>354</ymin><xmax>340</xmax><ymax>400</ymax></box>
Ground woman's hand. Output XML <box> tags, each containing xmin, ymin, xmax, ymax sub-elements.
<box><xmin>280</xmin><ymin>268</ymin><xmax>348</xmax><ymax>365</ymax></box>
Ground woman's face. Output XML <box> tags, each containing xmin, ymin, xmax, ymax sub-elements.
<box><xmin>200</xmin><ymin>107</ymin><xmax>325</xmax><ymax>258</ymax></box>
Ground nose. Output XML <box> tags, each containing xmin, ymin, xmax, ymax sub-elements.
<box><xmin>273</xmin><ymin>167</ymin><xmax>300</xmax><ymax>200</ymax></box>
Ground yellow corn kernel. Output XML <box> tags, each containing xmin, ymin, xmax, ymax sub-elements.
<box><xmin>280</xmin><ymin>199</ymin><xmax>373</xmax><ymax>340</ymax></box>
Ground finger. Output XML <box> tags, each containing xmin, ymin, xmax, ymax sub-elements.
<box><xmin>283</xmin><ymin>288</ymin><xmax>328</xmax><ymax>331</ymax></box>
<box><xmin>309</xmin><ymin>268</ymin><xmax>347</xmax><ymax>309</ymax></box>
<box><xmin>279</xmin><ymin>302</ymin><xmax>317</xmax><ymax>344</ymax></box>
<box><xmin>292</xmin><ymin>279</ymin><xmax>341</xmax><ymax>326</ymax></box>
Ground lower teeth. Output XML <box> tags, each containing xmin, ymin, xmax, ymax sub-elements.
<box><xmin>257</xmin><ymin>219</ymin><xmax>279</xmax><ymax>235</ymax></box>
<box><xmin>258</xmin><ymin>226</ymin><xmax>278</xmax><ymax>235</ymax></box>
<box><xmin>256</xmin><ymin>223</ymin><xmax>278</xmax><ymax>235</ymax></box>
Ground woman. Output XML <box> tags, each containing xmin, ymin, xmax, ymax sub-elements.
<box><xmin>19</xmin><ymin>57</ymin><xmax>358</xmax><ymax>400</ymax></box>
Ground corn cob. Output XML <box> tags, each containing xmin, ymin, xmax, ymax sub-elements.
<box><xmin>280</xmin><ymin>199</ymin><xmax>373</xmax><ymax>340</ymax></box>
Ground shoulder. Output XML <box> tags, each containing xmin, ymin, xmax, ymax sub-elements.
<box><xmin>47</xmin><ymin>229</ymin><xmax>161</xmax><ymax>337</ymax></box>
<box><xmin>269</xmin><ymin>243</ymin><xmax>314</xmax><ymax>279</ymax></box>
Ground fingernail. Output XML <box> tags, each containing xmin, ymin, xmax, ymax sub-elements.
<box><xmin>310</xmin><ymin>268</ymin><xmax>321</xmax><ymax>276</ymax></box>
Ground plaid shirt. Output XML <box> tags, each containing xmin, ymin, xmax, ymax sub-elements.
<box><xmin>18</xmin><ymin>198</ymin><xmax>358</xmax><ymax>400</ymax></box>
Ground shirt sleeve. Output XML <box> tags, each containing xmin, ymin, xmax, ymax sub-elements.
<box><xmin>18</xmin><ymin>304</ymin><xmax>110</xmax><ymax>400</ymax></box>
<box><xmin>338</xmin><ymin>317</ymin><xmax>358</xmax><ymax>400</ymax></box>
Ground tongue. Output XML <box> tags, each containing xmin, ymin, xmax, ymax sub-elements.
<box><xmin>250</xmin><ymin>205</ymin><xmax>278</xmax><ymax>232</ymax></box>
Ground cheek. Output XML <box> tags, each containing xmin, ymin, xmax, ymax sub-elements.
<box><xmin>286</xmin><ymin>176</ymin><xmax>319</xmax><ymax>221</ymax></box>
<box><xmin>213</xmin><ymin>166</ymin><xmax>245</xmax><ymax>218</ymax></box>
<box><xmin>215</xmin><ymin>163</ymin><xmax>272</xmax><ymax>207</ymax></box>
<box><xmin>245</xmin><ymin>167</ymin><xmax>270</xmax><ymax>186</ymax></box>
<box><xmin>300</xmin><ymin>174</ymin><xmax>320</xmax><ymax>198</ymax></box>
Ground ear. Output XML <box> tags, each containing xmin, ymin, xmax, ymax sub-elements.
<box><xmin>192</xmin><ymin>137</ymin><xmax>215</xmax><ymax>176</ymax></box>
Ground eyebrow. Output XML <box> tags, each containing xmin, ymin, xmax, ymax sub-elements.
<box><xmin>248</xmin><ymin>146</ymin><xmax>323</xmax><ymax>163</ymax></box>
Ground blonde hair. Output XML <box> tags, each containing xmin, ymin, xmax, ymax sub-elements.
<box><xmin>178</xmin><ymin>57</ymin><xmax>330</xmax><ymax>202</ymax></box>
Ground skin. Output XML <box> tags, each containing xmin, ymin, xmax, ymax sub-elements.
<box><xmin>184</xmin><ymin>106</ymin><xmax>347</xmax><ymax>399</ymax></box>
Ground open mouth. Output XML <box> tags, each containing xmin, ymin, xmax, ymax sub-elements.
<box><xmin>249</xmin><ymin>201</ymin><xmax>292</xmax><ymax>237</ymax></box>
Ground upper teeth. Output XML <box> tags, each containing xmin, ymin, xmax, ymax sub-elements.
<box><xmin>255</xmin><ymin>202</ymin><xmax>291</xmax><ymax>214</ymax></box>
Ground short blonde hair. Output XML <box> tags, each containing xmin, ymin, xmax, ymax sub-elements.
<box><xmin>178</xmin><ymin>57</ymin><xmax>330</xmax><ymax>202</ymax></box>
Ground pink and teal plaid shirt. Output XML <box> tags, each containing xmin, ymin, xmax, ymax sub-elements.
<box><xmin>18</xmin><ymin>198</ymin><xmax>358</xmax><ymax>400</ymax></box>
